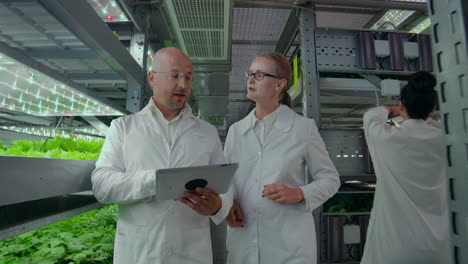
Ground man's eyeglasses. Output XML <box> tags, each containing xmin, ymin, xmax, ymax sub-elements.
<box><xmin>151</xmin><ymin>71</ymin><xmax>193</xmax><ymax>82</ymax></box>
<box><xmin>245</xmin><ymin>71</ymin><xmax>280</xmax><ymax>81</ymax></box>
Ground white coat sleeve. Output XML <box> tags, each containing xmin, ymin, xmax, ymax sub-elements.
<box><xmin>299</xmin><ymin>119</ymin><xmax>341</xmax><ymax>211</ymax></box>
<box><xmin>425</xmin><ymin>118</ymin><xmax>442</xmax><ymax>129</ymax></box>
<box><xmin>91</xmin><ymin>119</ymin><xmax>156</xmax><ymax>204</ymax></box>
<box><xmin>363</xmin><ymin>106</ymin><xmax>390</xmax><ymax>138</ymax></box>
<box><xmin>209</xmin><ymin>132</ymin><xmax>233</xmax><ymax>224</ymax></box>
<box><xmin>362</xmin><ymin>106</ymin><xmax>390</xmax><ymax>162</ymax></box>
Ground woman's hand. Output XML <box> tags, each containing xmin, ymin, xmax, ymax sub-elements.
<box><xmin>262</xmin><ymin>183</ymin><xmax>304</xmax><ymax>204</ymax></box>
<box><xmin>226</xmin><ymin>201</ymin><xmax>244</xmax><ymax>228</ymax></box>
<box><xmin>382</xmin><ymin>105</ymin><xmax>400</xmax><ymax>116</ymax></box>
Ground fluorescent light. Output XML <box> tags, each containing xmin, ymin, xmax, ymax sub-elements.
<box><xmin>0</xmin><ymin>54</ymin><xmax>124</xmax><ymax>116</ymax></box>
<box><xmin>409</xmin><ymin>17</ymin><xmax>431</xmax><ymax>34</ymax></box>
<box><xmin>0</xmin><ymin>126</ymin><xmax>102</xmax><ymax>141</ymax></box>
<box><xmin>371</xmin><ymin>9</ymin><xmax>415</xmax><ymax>30</ymax></box>
<box><xmin>87</xmin><ymin>0</ymin><xmax>129</xmax><ymax>23</ymax></box>
<box><xmin>75</xmin><ymin>127</ymin><xmax>107</xmax><ymax>137</ymax></box>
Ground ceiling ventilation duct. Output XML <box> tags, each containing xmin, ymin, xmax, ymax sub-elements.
<box><xmin>163</xmin><ymin>0</ymin><xmax>233</xmax><ymax>134</ymax></box>
<box><xmin>163</xmin><ymin>0</ymin><xmax>233</xmax><ymax>64</ymax></box>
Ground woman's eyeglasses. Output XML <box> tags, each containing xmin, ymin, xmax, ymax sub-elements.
<box><xmin>245</xmin><ymin>71</ymin><xmax>280</xmax><ymax>81</ymax></box>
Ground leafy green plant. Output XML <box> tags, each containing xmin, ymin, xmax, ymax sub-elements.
<box><xmin>324</xmin><ymin>193</ymin><xmax>374</xmax><ymax>213</ymax></box>
<box><xmin>0</xmin><ymin>138</ymin><xmax>114</xmax><ymax>263</ymax></box>
<box><xmin>0</xmin><ymin>138</ymin><xmax>103</xmax><ymax>160</ymax></box>
<box><xmin>0</xmin><ymin>205</ymin><xmax>118</xmax><ymax>264</ymax></box>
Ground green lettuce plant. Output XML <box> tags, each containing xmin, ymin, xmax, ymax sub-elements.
<box><xmin>0</xmin><ymin>205</ymin><xmax>118</xmax><ymax>264</ymax></box>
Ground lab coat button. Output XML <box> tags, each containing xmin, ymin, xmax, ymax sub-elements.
<box><xmin>168</xmin><ymin>210</ymin><xmax>173</xmax><ymax>214</ymax></box>
<box><xmin>252</xmin><ymin>240</ymin><xmax>257</xmax><ymax>244</ymax></box>
<box><xmin>168</xmin><ymin>250</ymin><xmax>172</xmax><ymax>256</ymax></box>
<box><xmin>257</xmin><ymin>151</ymin><xmax>261</xmax><ymax>156</ymax></box>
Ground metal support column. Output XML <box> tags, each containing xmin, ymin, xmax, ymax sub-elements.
<box><xmin>127</xmin><ymin>6</ymin><xmax>151</xmax><ymax>112</ymax></box>
<box><xmin>299</xmin><ymin>6</ymin><xmax>321</xmax><ymax>125</ymax></box>
<box><xmin>299</xmin><ymin>5</ymin><xmax>322</xmax><ymax>264</ymax></box>
<box><xmin>429</xmin><ymin>0</ymin><xmax>468</xmax><ymax>263</ymax></box>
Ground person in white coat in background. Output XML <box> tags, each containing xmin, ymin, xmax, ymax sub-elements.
<box><xmin>361</xmin><ymin>71</ymin><xmax>452</xmax><ymax>264</ymax></box>
<box><xmin>91</xmin><ymin>47</ymin><xmax>232</xmax><ymax>264</ymax></box>
<box><xmin>223</xmin><ymin>52</ymin><xmax>340</xmax><ymax>264</ymax></box>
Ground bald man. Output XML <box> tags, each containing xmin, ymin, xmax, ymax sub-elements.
<box><xmin>92</xmin><ymin>47</ymin><xmax>232</xmax><ymax>264</ymax></box>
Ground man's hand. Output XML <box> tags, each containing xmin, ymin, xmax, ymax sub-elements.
<box><xmin>262</xmin><ymin>183</ymin><xmax>304</xmax><ymax>204</ymax></box>
<box><xmin>226</xmin><ymin>201</ymin><xmax>243</xmax><ymax>228</ymax></box>
<box><xmin>178</xmin><ymin>188</ymin><xmax>222</xmax><ymax>216</ymax></box>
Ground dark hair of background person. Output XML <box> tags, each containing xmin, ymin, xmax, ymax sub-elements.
<box><xmin>255</xmin><ymin>52</ymin><xmax>292</xmax><ymax>108</ymax></box>
<box><xmin>400</xmin><ymin>71</ymin><xmax>437</xmax><ymax>120</ymax></box>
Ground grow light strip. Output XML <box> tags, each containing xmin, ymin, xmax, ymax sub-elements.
<box><xmin>409</xmin><ymin>17</ymin><xmax>431</xmax><ymax>34</ymax></box>
<box><xmin>87</xmin><ymin>0</ymin><xmax>129</xmax><ymax>23</ymax></box>
<box><xmin>371</xmin><ymin>9</ymin><xmax>415</xmax><ymax>30</ymax></box>
<box><xmin>0</xmin><ymin>54</ymin><xmax>124</xmax><ymax>116</ymax></box>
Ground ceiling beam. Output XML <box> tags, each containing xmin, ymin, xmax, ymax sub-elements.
<box><xmin>39</xmin><ymin>0</ymin><xmax>144</xmax><ymax>88</ymax></box>
<box><xmin>66</xmin><ymin>73</ymin><xmax>125</xmax><ymax>81</ymax></box>
<box><xmin>23</xmin><ymin>49</ymin><xmax>97</xmax><ymax>59</ymax></box>
<box><xmin>234</xmin><ymin>0</ymin><xmax>292</xmax><ymax>9</ymax></box>
<box><xmin>310</xmin><ymin>0</ymin><xmax>427</xmax><ymax>12</ymax></box>
<box><xmin>233</xmin><ymin>40</ymin><xmax>278</xmax><ymax>45</ymax></box>
<box><xmin>95</xmin><ymin>92</ymin><xmax>127</xmax><ymax>98</ymax></box>
<box><xmin>315</xmin><ymin>6</ymin><xmax>379</xmax><ymax>15</ymax></box>
<box><xmin>275</xmin><ymin>8</ymin><xmax>300</xmax><ymax>54</ymax></box>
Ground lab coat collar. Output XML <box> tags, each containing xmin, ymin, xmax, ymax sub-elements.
<box><xmin>239</xmin><ymin>104</ymin><xmax>294</xmax><ymax>135</ymax></box>
<box><xmin>140</xmin><ymin>98</ymin><xmax>194</xmax><ymax>121</ymax></box>
<box><xmin>273</xmin><ymin>105</ymin><xmax>295</xmax><ymax>132</ymax></box>
<box><xmin>137</xmin><ymin>99</ymin><xmax>197</xmax><ymax>139</ymax></box>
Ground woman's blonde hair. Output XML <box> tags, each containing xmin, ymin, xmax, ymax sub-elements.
<box><xmin>255</xmin><ymin>52</ymin><xmax>292</xmax><ymax>108</ymax></box>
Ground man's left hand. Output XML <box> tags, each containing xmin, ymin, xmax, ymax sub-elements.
<box><xmin>178</xmin><ymin>188</ymin><xmax>222</xmax><ymax>216</ymax></box>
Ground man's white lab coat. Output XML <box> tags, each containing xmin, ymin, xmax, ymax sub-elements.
<box><xmin>92</xmin><ymin>101</ymin><xmax>230</xmax><ymax>264</ymax></box>
<box><xmin>361</xmin><ymin>106</ymin><xmax>452</xmax><ymax>264</ymax></box>
<box><xmin>224</xmin><ymin>105</ymin><xmax>340</xmax><ymax>264</ymax></box>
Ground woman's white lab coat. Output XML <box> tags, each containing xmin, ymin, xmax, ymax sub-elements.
<box><xmin>224</xmin><ymin>105</ymin><xmax>340</xmax><ymax>264</ymax></box>
<box><xmin>92</xmin><ymin>102</ymin><xmax>230</xmax><ymax>264</ymax></box>
<box><xmin>361</xmin><ymin>106</ymin><xmax>452</xmax><ymax>264</ymax></box>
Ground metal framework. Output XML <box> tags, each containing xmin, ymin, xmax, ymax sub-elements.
<box><xmin>39</xmin><ymin>0</ymin><xmax>145</xmax><ymax>113</ymax></box>
<box><xmin>429</xmin><ymin>0</ymin><xmax>468</xmax><ymax>262</ymax></box>
<box><xmin>300</xmin><ymin>5</ymin><xmax>321</xmax><ymax>124</ymax></box>
<box><xmin>0</xmin><ymin>156</ymin><xmax>97</xmax><ymax>240</ymax></box>
<box><xmin>0</xmin><ymin>41</ymin><xmax>129</xmax><ymax>115</ymax></box>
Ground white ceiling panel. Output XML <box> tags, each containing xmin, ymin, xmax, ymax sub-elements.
<box><xmin>233</xmin><ymin>8</ymin><xmax>290</xmax><ymax>41</ymax></box>
<box><xmin>317</xmin><ymin>12</ymin><xmax>375</xmax><ymax>30</ymax></box>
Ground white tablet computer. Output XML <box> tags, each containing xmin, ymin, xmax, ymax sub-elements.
<box><xmin>155</xmin><ymin>163</ymin><xmax>238</xmax><ymax>200</ymax></box>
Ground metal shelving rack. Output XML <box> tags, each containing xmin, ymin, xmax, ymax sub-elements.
<box><xmin>1</xmin><ymin>0</ymin><xmax>466</xmax><ymax>263</ymax></box>
<box><xmin>291</xmin><ymin>1</ymin><xmax>438</xmax><ymax>263</ymax></box>
<box><xmin>429</xmin><ymin>0</ymin><xmax>468</xmax><ymax>262</ymax></box>
<box><xmin>0</xmin><ymin>0</ymin><xmax>152</xmax><ymax>240</ymax></box>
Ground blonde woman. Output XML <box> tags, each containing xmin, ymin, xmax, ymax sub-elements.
<box><xmin>224</xmin><ymin>52</ymin><xmax>340</xmax><ymax>264</ymax></box>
